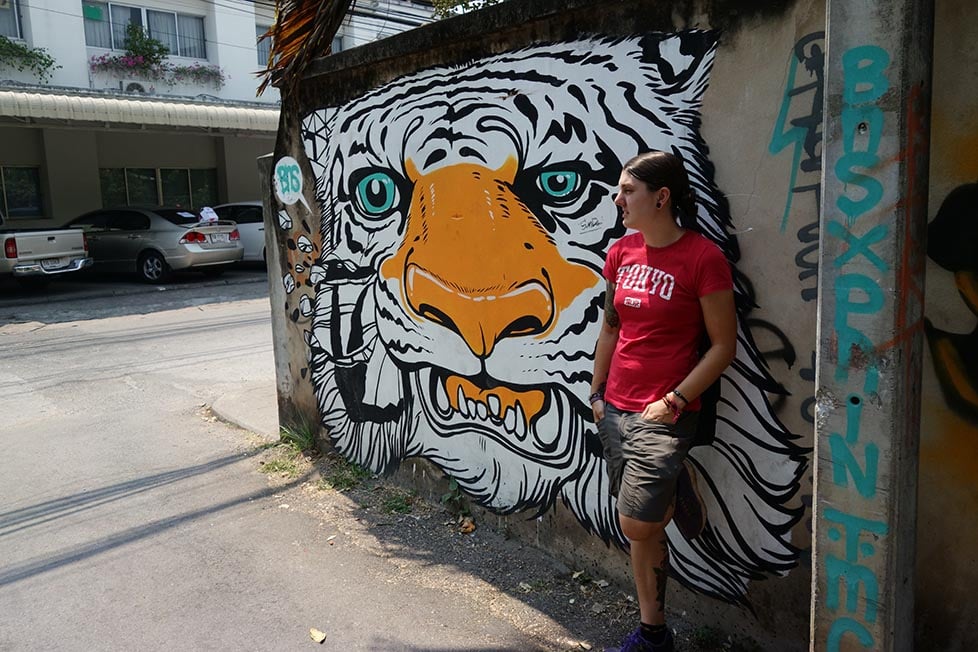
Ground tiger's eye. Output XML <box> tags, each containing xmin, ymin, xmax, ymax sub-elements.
<box><xmin>539</xmin><ymin>171</ymin><xmax>580</xmax><ymax>198</ymax></box>
<box><xmin>355</xmin><ymin>172</ymin><xmax>398</xmax><ymax>217</ymax></box>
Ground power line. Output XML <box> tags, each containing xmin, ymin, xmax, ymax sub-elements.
<box><xmin>12</xmin><ymin>0</ymin><xmax>432</xmax><ymax>61</ymax></box>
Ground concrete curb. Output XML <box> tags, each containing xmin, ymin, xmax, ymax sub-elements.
<box><xmin>211</xmin><ymin>382</ymin><xmax>280</xmax><ymax>440</ymax></box>
<box><xmin>0</xmin><ymin>273</ymin><xmax>267</xmax><ymax>309</ymax></box>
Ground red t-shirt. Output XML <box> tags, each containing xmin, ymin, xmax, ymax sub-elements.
<box><xmin>601</xmin><ymin>231</ymin><xmax>733</xmax><ymax>413</ymax></box>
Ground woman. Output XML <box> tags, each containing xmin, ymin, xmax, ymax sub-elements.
<box><xmin>592</xmin><ymin>151</ymin><xmax>737</xmax><ymax>652</ymax></box>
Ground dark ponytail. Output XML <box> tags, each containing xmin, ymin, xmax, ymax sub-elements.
<box><xmin>622</xmin><ymin>151</ymin><xmax>700</xmax><ymax>231</ymax></box>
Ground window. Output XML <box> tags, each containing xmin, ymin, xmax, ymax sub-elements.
<box><xmin>236</xmin><ymin>206</ymin><xmax>263</xmax><ymax>224</ymax></box>
<box><xmin>0</xmin><ymin>0</ymin><xmax>21</xmax><ymax>39</ymax></box>
<box><xmin>175</xmin><ymin>13</ymin><xmax>205</xmax><ymax>58</ymax></box>
<box><xmin>83</xmin><ymin>2</ymin><xmax>206</xmax><ymax>58</ymax></box>
<box><xmin>256</xmin><ymin>25</ymin><xmax>271</xmax><ymax>67</ymax></box>
<box><xmin>189</xmin><ymin>169</ymin><xmax>217</xmax><ymax>207</ymax></box>
<box><xmin>99</xmin><ymin>168</ymin><xmax>218</xmax><ymax>208</ymax></box>
<box><xmin>82</xmin><ymin>2</ymin><xmax>112</xmax><ymax>48</ymax></box>
<box><xmin>215</xmin><ymin>205</ymin><xmax>262</xmax><ymax>224</ymax></box>
<box><xmin>161</xmin><ymin>168</ymin><xmax>191</xmax><ymax>207</ymax></box>
<box><xmin>0</xmin><ymin>167</ymin><xmax>43</xmax><ymax>219</ymax></box>
<box><xmin>105</xmin><ymin>210</ymin><xmax>150</xmax><ymax>231</ymax></box>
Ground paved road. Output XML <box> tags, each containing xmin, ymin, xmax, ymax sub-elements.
<box><xmin>0</xmin><ymin>281</ymin><xmax>557</xmax><ymax>651</ymax></box>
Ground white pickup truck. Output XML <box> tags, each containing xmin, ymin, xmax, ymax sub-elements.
<box><xmin>1</xmin><ymin>212</ymin><xmax>92</xmax><ymax>284</ymax></box>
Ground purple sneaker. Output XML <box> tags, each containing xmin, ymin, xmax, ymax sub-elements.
<box><xmin>604</xmin><ymin>627</ymin><xmax>675</xmax><ymax>652</ymax></box>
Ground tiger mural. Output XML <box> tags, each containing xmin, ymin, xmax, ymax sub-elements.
<box><xmin>291</xmin><ymin>31</ymin><xmax>808</xmax><ymax>605</ymax></box>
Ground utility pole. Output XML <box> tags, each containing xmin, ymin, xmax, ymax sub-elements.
<box><xmin>812</xmin><ymin>0</ymin><xmax>934</xmax><ymax>650</ymax></box>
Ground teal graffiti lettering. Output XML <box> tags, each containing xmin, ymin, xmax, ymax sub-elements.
<box><xmin>829</xmin><ymin>434</ymin><xmax>879</xmax><ymax>497</ymax></box>
<box><xmin>842</xmin><ymin>46</ymin><xmax>890</xmax><ymax>106</ymax></box>
<box><xmin>842</xmin><ymin>104</ymin><xmax>884</xmax><ymax>156</ymax></box>
<box><xmin>843</xmin><ymin>394</ymin><xmax>863</xmax><ymax>443</ymax></box>
<box><xmin>835</xmin><ymin>152</ymin><xmax>884</xmax><ymax>223</ymax></box>
<box><xmin>826</xmin><ymin>555</ymin><xmax>880</xmax><ymax>623</ymax></box>
<box><xmin>289</xmin><ymin>165</ymin><xmax>301</xmax><ymax>193</ymax></box>
<box><xmin>836</xmin><ymin>45</ymin><xmax>889</xmax><ymax>225</ymax></box>
<box><xmin>276</xmin><ymin>166</ymin><xmax>293</xmax><ymax>193</ymax></box>
<box><xmin>824</xmin><ymin>508</ymin><xmax>888</xmax><ymax>563</ymax></box>
<box><xmin>770</xmin><ymin>51</ymin><xmax>807</xmax><ymax>233</ymax></box>
<box><xmin>827</xmin><ymin>617</ymin><xmax>874</xmax><ymax>651</ymax></box>
<box><xmin>833</xmin><ymin>273</ymin><xmax>883</xmax><ymax>393</ymax></box>
<box><xmin>277</xmin><ymin>164</ymin><xmax>301</xmax><ymax>194</ymax></box>
<box><xmin>828</xmin><ymin>221</ymin><xmax>890</xmax><ymax>272</ymax></box>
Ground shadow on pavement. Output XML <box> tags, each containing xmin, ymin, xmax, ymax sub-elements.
<box><xmin>0</xmin><ymin>450</ymin><xmax>314</xmax><ymax>589</ymax></box>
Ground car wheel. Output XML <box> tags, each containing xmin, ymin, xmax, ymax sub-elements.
<box><xmin>138</xmin><ymin>251</ymin><xmax>169</xmax><ymax>283</ymax></box>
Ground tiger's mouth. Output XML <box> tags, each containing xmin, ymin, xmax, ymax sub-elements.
<box><xmin>421</xmin><ymin>367</ymin><xmax>575</xmax><ymax>462</ymax></box>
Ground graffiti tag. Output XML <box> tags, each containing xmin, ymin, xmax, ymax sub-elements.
<box><xmin>823</xmin><ymin>43</ymin><xmax>892</xmax><ymax>652</ymax></box>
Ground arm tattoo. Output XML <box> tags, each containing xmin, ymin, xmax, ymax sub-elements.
<box><xmin>604</xmin><ymin>281</ymin><xmax>620</xmax><ymax>328</ymax></box>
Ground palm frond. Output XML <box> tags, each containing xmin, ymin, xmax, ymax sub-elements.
<box><xmin>257</xmin><ymin>0</ymin><xmax>353</xmax><ymax>99</ymax></box>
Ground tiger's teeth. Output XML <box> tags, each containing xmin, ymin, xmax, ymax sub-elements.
<box><xmin>435</xmin><ymin>376</ymin><xmax>451</xmax><ymax>413</ymax></box>
<box><xmin>504</xmin><ymin>406</ymin><xmax>516</xmax><ymax>432</ymax></box>
<box><xmin>457</xmin><ymin>386</ymin><xmax>469</xmax><ymax>417</ymax></box>
<box><xmin>476</xmin><ymin>401</ymin><xmax>488</xmax><ymax>420</ymax></box>
<box><xmin>487</xmin><ymin>395</ymin><xmax>501</xmax><ymax>418</ymax></box>
<box><xmin>532</xmin><ymin>391</ymin><xmax>561</xmax><ymax>449</ymax></box>
<box><xmin>466</xmin><ymin>398</ymin><xmax>479</xmax><ymax>418</ymax></box>
<box><xmin>514</xmin><ymin>402</ymin><xmax>527</xmax><ymax>441</ymax></box>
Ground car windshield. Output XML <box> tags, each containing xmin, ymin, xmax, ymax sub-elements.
<box><xmin>155</xmin><ymin>208</ymin><xmax>203</xmax><ymax>225</ymax></box>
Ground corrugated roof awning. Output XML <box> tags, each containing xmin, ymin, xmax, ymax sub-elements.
<box><xmin>0</xmin><ymin>89</ymin><xmax>279</xmax><ymax>134</ymax></box>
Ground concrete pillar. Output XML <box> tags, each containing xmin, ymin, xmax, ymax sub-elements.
<box><xmin>41</xmin><ymin>129</ymin><xmax>101</xmax><ymax>223</ymax></box>
<box><xmin>258</xmin><ymin>154</ymin><xmax>318</xmax><ymax>434</ymax></box>
<box><xmin>811</xmin><ymin>1</ymin><xmax>934</xmax><ymax>650</ymax></box>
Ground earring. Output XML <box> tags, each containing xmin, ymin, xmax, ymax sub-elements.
<box><xmin>655</xmin><ymin>201</ymin><xmax>662</xmax><ymax>209</ymax></box>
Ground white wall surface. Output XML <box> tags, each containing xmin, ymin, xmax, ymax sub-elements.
<box><xmin>18</xmin><ymin>0</ymin><xmax>90</xmax><ymax>85</ymax></box>
<box><xmin>8</xmin><ymin>0</ymin><xmax>431</xmax><ymax>103</ymax></box>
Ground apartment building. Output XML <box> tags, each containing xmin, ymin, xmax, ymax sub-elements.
<box><xmin>0</xmin><ymin>0</ymin><xmax>433</xmax><ymax>227</ymax></box>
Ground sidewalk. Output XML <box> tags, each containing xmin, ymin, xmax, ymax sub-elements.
<box><xmin>206</xmin><ymin>383</ymin><xmax>754</xmax><ymax>652</ymax></box>
<box><xmin>211</xmin><ymin>380</ymin><xmax>280</xmax><ymax>438</ymax></box>
<box><xmin>208</xmin><ymin>381</ymin><xmax>641</xmax><ymax>652</ymax></box>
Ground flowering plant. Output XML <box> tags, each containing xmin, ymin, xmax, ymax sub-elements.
<box><xmin>170</xmin><ymin>62</ymin><xmax>227</xmax><ymax>88</ymax></box>
<box><xmin>89</xmin><ymin>52</ymin><xmax>167</xmax><ymax>80</ymax></box>
<box><xmin>89</xmin><ymin>24</ymin><xmax>226</xmax><ymax>89</ymax></box>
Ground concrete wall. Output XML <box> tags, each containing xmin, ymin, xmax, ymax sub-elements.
<box><xmin>41</xmin><ymin>129</ymin><xmax>100</xmax><ymax>220</ymax></box>
<box><xmin>915</xmin><ymin>2</ymin><xmax>978</xmax><ymax>648</ymax></box>
<box><xmin>266</xmin><ymin>0</ymin><xmax>978</xmax><ymax>648</ymax></box>
<box><xmin>220</xmin><ymin>136</ymin><xmax>274</xmax><ymax>203</ymax></box>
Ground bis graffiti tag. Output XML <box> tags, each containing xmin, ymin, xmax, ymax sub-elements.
<box><xmin>824</xmin><ymin>44</ymin><xmax>893</xmax><ymax>651</ymax></box>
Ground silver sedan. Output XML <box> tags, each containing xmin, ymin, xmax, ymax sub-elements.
<box><xmin>66</xmin><ymin>207</ymin><xmax>243</xmax><ymax>282</ymax></box>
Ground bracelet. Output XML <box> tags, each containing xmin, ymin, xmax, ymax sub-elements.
<box><xmin>671</xmin><ymin>388</ymin><xmax>689</xmax><ymax>407</ymax></box>
<box><xmin>588</xmin><ymin>392</ymin><xmax>604</xmax><ymax>405</ymax></box>
<box><xmin>661</xmin><ymin>396</ymin><xmax>682</xmax><ymax>421</ymax></box>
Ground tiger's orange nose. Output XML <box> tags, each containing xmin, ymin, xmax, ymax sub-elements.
<box><xmin>380</xmin><ymin>157</ymin><xmax>594</xmax><ymax>359</ymax></box>
<box><xmin>404</xmin><ymin>262</ymin><xmax>554</xmax><ymax>358</ymax></box>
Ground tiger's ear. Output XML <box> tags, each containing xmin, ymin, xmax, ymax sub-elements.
<box><xmin>638</xmin><ymin>30</ymin><xmax>720</xmax><ymax>107</ymax></box>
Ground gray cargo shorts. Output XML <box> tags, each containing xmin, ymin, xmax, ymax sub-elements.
<box><xmin>597</xmin><ymin>402</ymin><xmax>699</xmax><ymax>522</ymax></box>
